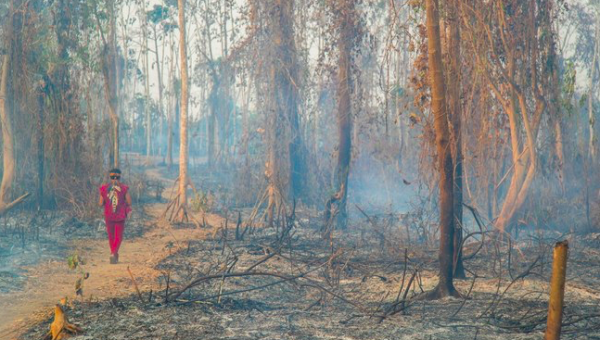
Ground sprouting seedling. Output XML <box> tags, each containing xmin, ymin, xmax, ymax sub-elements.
<box><xmin>67</xmin><ymin>253</ymin><xmax>90</xmax><ymax>296</ymax></box>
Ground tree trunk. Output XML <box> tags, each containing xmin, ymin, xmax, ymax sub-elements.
<box><xmin>588</xmin><ymin>22</ymin><xmax>598</xmax><ymax>164</ymax></box>
<box><xmin>153</xmin><ymin>25</ymin><xmax>165</xmax><ymax>159</ymax></box>
<box><xmin>177</xmin><ymin>0</ymin><xmax>189</xmax><ymax>216</ymax></box>
<box><xmin>554</xmin><ymin>118</ymin><xmax>565</xmax><ymax>191</ymax></box>
<box><xmin>549</xmin><ymin>34</ymin><xmax>565</xmax><ymax>193</ymax></box>
<box><xmin>425</xmin><ymin>0</ymin><xmax>459</xmax><ymax>298</ymax></box>
<box><xmin>37</xmin><ymin>85</ymin><xmax>45</xmax><ymax>209</ymax></box>
<box><xmin>0</xmin><ymin>54</ymin><xmax>15</xmax><ymax>206</ymax></box>
<box><xmin>265</xmin><ymin>0</ymin><xmax>293</xmax><ymax>226</ymax></box>
<box><xmin>446</xmin><ymin>0</ymin><xmax>465</xmax><ymax>279</ymax></box>
<box><xmin>329</xmin><ymin>0</ymin><xmax>356</xmax><ymax>230</ymax></box>
<box><xmin>143</xmin><ymin>0</ymin><xmax>151</xmax><ymax>159</ymax></box>
<box><xmin>0</xmin><ymin>35</ymin><xmax>29</xmax><ymax>214</ymax></box>
<box><xmin>208</xmin><ymin>101</ymin><xmax>216</xmax><ymax>167</ymax></box>
<box><xmin>491</xmin><ymin>1</ymin><xmax>543</xmax><ymax>234</ymax></box>
<box><xmin>167</xmin><ymin>40</ymin><xmax>175</xmax><ymax>170</ymax></box>
<box><xmin>98</xmin><ymin>0</ymin><xmax>120</xmax><ymax>168</ymax></box>
<box><xmin>276</xmin><ymin>0</ymin><xmax>307</xmax><ymax>202</ymax></box>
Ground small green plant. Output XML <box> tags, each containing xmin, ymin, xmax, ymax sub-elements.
<box><xmin>67</xmin><ymin>253</ymin><xmax>90</xmax><ymax>296</ymax></box>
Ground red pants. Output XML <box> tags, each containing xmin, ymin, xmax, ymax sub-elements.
<box><xmin>105</xmin><ymin>220</ymin><xmax>125</xmax><ymax>255</ymax></box>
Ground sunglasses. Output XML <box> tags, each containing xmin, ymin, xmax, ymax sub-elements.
<box><xmin>110</xmin><ymin>176</ymin><xmax>121</xmax><ymax>180</ymax></box>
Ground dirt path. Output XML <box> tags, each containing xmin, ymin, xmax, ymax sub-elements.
<box><xmin>0</xmin><ymin>166</ymin><xmax>219</xmax><ymax>340</ymax></box>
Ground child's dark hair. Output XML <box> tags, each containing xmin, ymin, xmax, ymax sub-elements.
<box><xmin>109</xmin><ymin>168</ymin><xmax>121</xmax><ymax>174</ymax></box>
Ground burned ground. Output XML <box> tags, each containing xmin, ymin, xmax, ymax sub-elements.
<box><xmin>15</xmin><ymin>193</ymin><xmax>600</xmax><ymax>339</ymax></box>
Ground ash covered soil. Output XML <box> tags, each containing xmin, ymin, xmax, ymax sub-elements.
<box><xmin>17</xmin><ymin>214</ymin><xmax>600</xmax><ymax>340</ymax></box>
<box><xmin>10</xmin><ymin>164</ymin><xmax>600</xmax><ymax>339</ymax></box>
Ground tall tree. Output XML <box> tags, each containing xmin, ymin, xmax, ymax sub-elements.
<box><xmin>167</xmin><ymin>40</ymin><xmax>177</xmax><ymax>170</ymax></box>
<box><xmin>425</xmin><ymin>0</ymin><xmax>459</xmax><ymax>298</ymax></box>
<box><xmin>95</xmin><ymin>0</ymin><xmax>120</xmax><ymax>167</ymax></box>
<box><xmin>327</xmin><ymin>0</ymin><xmax>359</xmax><ymax>230</ymax></box>
<box><xmin>0</xmin><ymin>2</ymin><xmax>29</xmax><ymax>214</ymax></box>
<box><xmin>264</xmin><ymin>0</ymin><xmax>288</xmax><ymax>226</ymax></box>
<box><xmin>277</xmin><ymin>0</ymin><xmax>307</xmax><ymax>201</ymax></box>
<box><xmin>142</xmin><ymin>0</ymin><xmax>152</xmax><ymax>159</ymax></box>
<box><xmin>588</xmin><ymin>18</ymin><xmax>599</xmax><ymax>163</ymax></box>
<box><xmin>446</xmin><ymin>0</ymin><xmax>465</xmax><ymax>279</ymax></box>
<box><xmin>176</xmin><ymin>0</ymin><xmax>189</xmax><ymax>220</ymax></box>
<box><xmin>464</xmin><ymin>0</ymin><xmax>546</xmax><ymax>233</ymax></box>
<box><xmin>264</xmin><ymin>0</ymin><xmax>308</xmax><ymax>224</ymax></box>
<box><xmin>148</xmin><ymin>5</ymin><xmax>169</xmax><ymax>160</ymax></box>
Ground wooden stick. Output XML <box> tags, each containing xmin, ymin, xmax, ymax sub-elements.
<box><xmin>127</xmin><ymin>266</ymin><xmax>144</xmax><ymax>303</ymax></box>
<box><xmin>545</xmin><ymin>240</ymin><xmax>569</xmax><ymax>340</ymax></box>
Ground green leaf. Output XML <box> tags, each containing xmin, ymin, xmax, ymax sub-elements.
<box><xmin>67</xmin><ymin>254</ymin><xmax>79</xmax><ymax>270</ymax></box>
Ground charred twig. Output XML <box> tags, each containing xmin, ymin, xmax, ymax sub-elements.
<box><xmin>379</xmin><ymin>268</ymin><xmax>419</xmax><ymax>321</ymax></box>
<box><xmin>355</xmin><ymin>204</ymin><xmax>386</xmax><ymax>250</ymax></box>
<box><xmin>127</xmin><ymin>266</ymin><xmax>144</xmax><ymax>303</ymax></box>
<box><xmin>169</xmin><ymin>249</ymin><xmax>381</xmax><ymax>317</ymax></box>
<box><xmin>463</xmin><ymin>203</ymin><xmax>486</xmax><ymax>261</ymax></box>
<box><xmin>235</xmin><ymin>211</ymin><xmax>243</xmax><ymax>240</ymax></box>
<box><xmin>244</xmin><ymin>248</ymin><xmax>280</xmax><ymax>273</ymax></box>
<box><xmin>172</xmin><ymin>249</ymin><xmax>344</xmax><ymax>300</ymax></box>
<box><xmin>164</xmin><ymin>271</ymin><xmax>171</xmax><ymax>304</ymax></box>
<box><xmin>452</xmin><ymin>274</ymin><xmax>479</xmax><ymax>317</ymax></box>
<box><xmin>481</xmin><ymin>256</ymin><xmax>542</xmax><ymax>317</ymax></box>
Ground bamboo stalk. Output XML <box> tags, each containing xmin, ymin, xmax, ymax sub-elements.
<box><xmin>545</xmin><ymin>240</ymin><xmax>569</xmax><ymax>340</ymax></box>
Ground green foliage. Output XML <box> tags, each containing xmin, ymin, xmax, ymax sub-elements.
<box><xmin>147</xmin><ymin>4</ymin><xmax>169</xmax><ymax>24</ymax></box>
<box><xmin>561</xmin><ymin>60</ymin><xmax>577</xmax><ymax>116</ymax></box>
<box><xmin>67</xmin><ymin>253</ymin><xmax>84</xmax><ymax>270</ymax></box>
<box><xmin>66</xmin><ymin>253</ymin><xmax>89</xmax><ymax>296</ymax></box>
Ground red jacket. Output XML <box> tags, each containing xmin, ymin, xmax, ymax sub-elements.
<box><xmin>100</xmin><ymin>183</ymin><xmax>131</xmax><ymax>222</ymax></box>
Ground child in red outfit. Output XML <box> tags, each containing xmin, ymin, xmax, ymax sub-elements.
<box><xmin>99</xmin><ymin>168</ymin><xmax>132</xmax><ymax>264</ymax></box>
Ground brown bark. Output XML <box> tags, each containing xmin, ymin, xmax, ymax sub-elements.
<box><xmin>544</xmin><ymin>241</ymin><xmax>569</xmax><ymax>340</ymax></box>
<box><xmin>554</xmin><ymin>118</ymin><xmax>565</xmax><ymax>191</ymax></box>
<box><xmin>0</xmin><ymin>55</ymin><xmax>16</xmax><ymax>206</ymax></box>
<box><xmin>425</xmin><ymin>0</ymin><xmax>459</xmax><ymax>298</ymax></box>
<box><xmin>548</xmin><ymin>25</ymin><xmax>565</xmax><ymax>193</ymax></box>
<box><xmin>329</xmin><ymin>0</ymin><xmax>356</xmax><ymax>230</ymax></box>
<box><xmin>446</xmin><ymin>0</ymin><xmax>465</xmax><ymax>279</ymax></box>
<box><xmin>0</xmin><ymin>24</ymin><xmax>29</xmax><ymax>214</ymax></box>
<box><xmin>465</xmin><ymin>1</ymin><xmax>543</xmax><ymax>233</ymax></box>
<box><xmin>265</xmin><ymin>0</ymin><xmax>290</xmax><ymax>226</ymax></box>
<box><xmin>277</xmin><ymin>0</ymin><xmax>307</xmax><ymax>201</ymax></box>
<box><xmin>96</xmin><ymin>0</ymin><xmax>120</xmax><ymax>168</ymax></box>
<box><xmin>177</xmin><ymin>0</ymin><xmax>189</xmax><ymax>217</ymax></box>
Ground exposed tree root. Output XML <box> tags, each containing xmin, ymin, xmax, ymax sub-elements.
<box><xmin>44</xmin><ymin>304</ymin><xmax>82</xmax><ymax>340</ymax></box>
<box><xmin>0</xmin><ymin>192</ymin><xmax>30</xmax><ymax>216</ymax></box>
<box><xmin>420</xmin><ymin>284</ymin><xmax>462</xmax><ymax>300</ymax></box>
<box><xmin>162</xmin><ymin>177</ymin><xmax>202</xmax><ymax>226</ymax></box>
